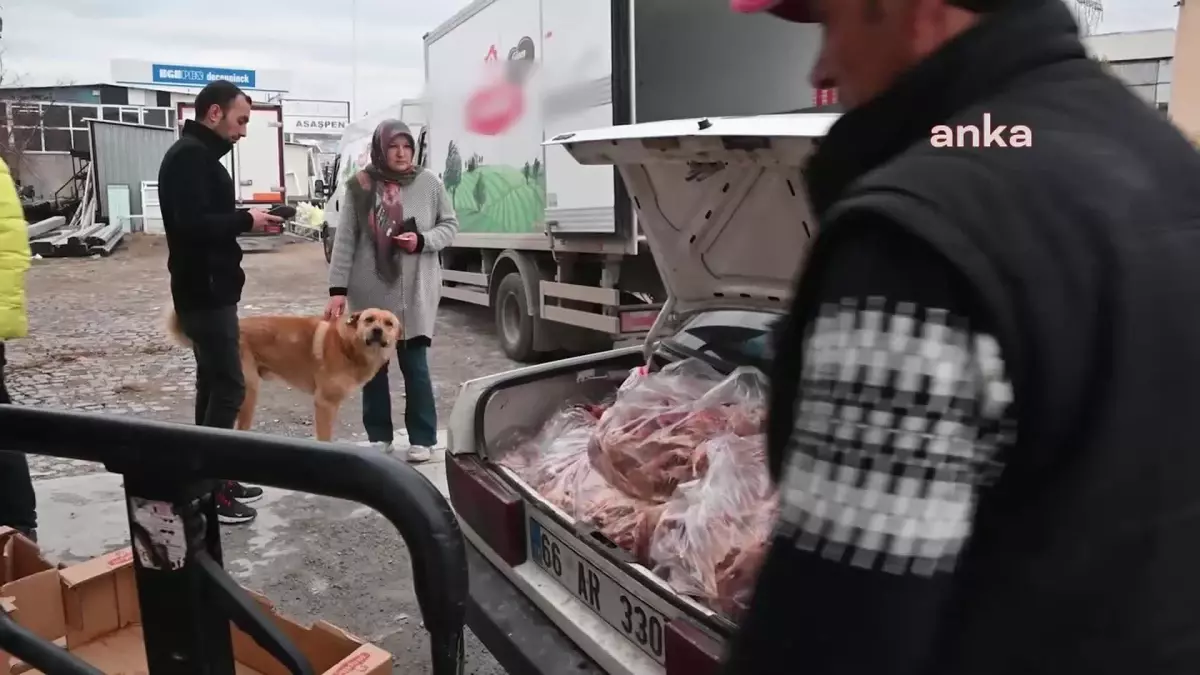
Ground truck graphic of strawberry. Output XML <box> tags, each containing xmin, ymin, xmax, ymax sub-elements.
<box><xmin>466</xmin><ymin>36</ymin><xmax>536</xmax><ymax>136</ymax></box>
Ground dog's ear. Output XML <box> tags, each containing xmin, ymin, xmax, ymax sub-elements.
<box><xmin>346</xmin><ymin>312</ymin><xmax>361</xmax><ymax>327</ymax></box>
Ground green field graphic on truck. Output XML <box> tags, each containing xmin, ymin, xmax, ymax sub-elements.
<box><xmin>443</xmin><ymin>140</ymin><xmax>546</xmax><ymax>234</ymax></box>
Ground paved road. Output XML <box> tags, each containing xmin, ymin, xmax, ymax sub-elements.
<box><xmin>5</xmin><ymin>234</ymin><xmax>521</xmax><ymax>673</ymax></box>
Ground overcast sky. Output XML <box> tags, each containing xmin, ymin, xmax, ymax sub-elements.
<box><xmin>0</xmin><ymin>0</ymin><xmax>1181</xmax><ymax>117</ymax></box>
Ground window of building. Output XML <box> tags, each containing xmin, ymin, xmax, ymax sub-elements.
<box><xmin>98</xmin><ymin>85</ymin><xmax>128</xmax><ymax>105</ymax></box>
<box><xmin>1109</xmin><ymin>59</ymin><xmax>1160</xmax><ymax>87</ymax></box>
<box><xmin>41</xmin><ymin>105</ymin><xmax>69</xmax><ymax>128</ymax></box>
<box><xmin>71</xmin><ymin>106</ymin><xmax>97</xmax><ymax>128</ymax></box>
<box><xmin>12</xmin><ymin>105</ymin><xmax>41</xmax><ymax>127</ymax></box>
<box><xmin>1129</xmin><ymin>84</ymin><xmax>1157</xmax><ymax>104</ymax></box>
<box><xmin>143</xmin><ymin>109</ymin><xmax>167</xmax><ymax>127</ymax></box>
<box><xmin>42</xmin><ymin>128</ymin><xmax>71</xmax><ymax>152</ymax></box>
<box><xmin>13</xmin><ymin>127</ymin><xmax>41</xmax><ymax>152</ymax></box>
<box><xmin>156</xmin><ymin>91</ymin><xmax>172</xmax><ymax>108</ymax></box>
<box><xmin>1157</xmin><ymin>82</ymin><xmax>1172</xmax><ymax>106</ymax></box>
<box><xmin>0</xmin><ymin>99</ymin><xmax>178</xmax><ymax>153</ymax></box>
<box><xmin>1159</xmin><ymin>58</ymin><xmax>1173</xmax><ymax>83</ymax></box>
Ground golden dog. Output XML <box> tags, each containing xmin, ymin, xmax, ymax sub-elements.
<box><xmin>165</xmin><ymin>308</ymin><xmax>401</xmax><ymax>441</ymax></box>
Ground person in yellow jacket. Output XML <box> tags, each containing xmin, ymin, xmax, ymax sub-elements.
<box><xmin>0</xmin><ymin>156</ymin><xmax>36</xmax><ymax>540</ymax></box>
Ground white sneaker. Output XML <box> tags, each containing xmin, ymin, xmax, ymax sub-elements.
<box><xmin>371</xmin><ymin>441</ymin><xmax>395</xmax><ymax>455</ymax></box>
<box><xmin>405</xmin><ymin>445</ymin><xmax>433</xmax><ymax>463</ymax></box>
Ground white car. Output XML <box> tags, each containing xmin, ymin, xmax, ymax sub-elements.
<box><xmin>444</xmin><ymin>113</ymin><xmax>836</xmax><ymax>675</ymax></box>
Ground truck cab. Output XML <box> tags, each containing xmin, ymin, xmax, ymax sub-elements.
<box><xmin>446</xmin><ymin>111</ymin><xmax>836</xmax><ymax>675</ymax></box>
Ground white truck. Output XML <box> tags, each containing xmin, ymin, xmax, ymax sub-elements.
<box><xmin>283</xmin><ymin>142</ymin><xmax>320</xmax><ymax>204</ymax></box>
<box><xmin>413</xmin><ymin>0</ymin><xmax>823</xmax><ymax>362</ymax></box>
<box><xmin>177</xmin><ymin>102</ymin><xmax>288</xmax><ymax>210</ymax></box>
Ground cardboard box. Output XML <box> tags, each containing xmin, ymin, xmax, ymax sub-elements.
<box><xmin>0</xmin><ymin>528</ymin><xmax>63</xmax><ymax>671</ymax></box>
<box><xmin>1</xmin><ymin>545</ymin><xmax>393</xmax><ymax>675</ymax></box>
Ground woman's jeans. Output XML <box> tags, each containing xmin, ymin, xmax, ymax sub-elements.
<box><xmin>362</xmin><ymin>343</ymin><xmax>437</xmax><ymax>447</ymax></box>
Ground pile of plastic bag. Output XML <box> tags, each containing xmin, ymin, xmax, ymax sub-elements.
<box><xmin>497</xmin><ymin>358</ymin><xmax>777</xmax><ymax>617</ymax></box>
<box><xmin>294</xmin><ymin>202</ymin><xmax>325</xmax><ymax>229</ymax></box>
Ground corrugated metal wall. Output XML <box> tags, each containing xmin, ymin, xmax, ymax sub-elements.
<box><xmin>89</xmin><ymin>120</ymin><xmax>174</xmax><ymax>220</ymax></box>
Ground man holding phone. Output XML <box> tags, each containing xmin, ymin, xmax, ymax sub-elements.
<box><xmin>158</xmin><ymin>79</ymin><xmax>282</xmax><ymax>525</ymax></box>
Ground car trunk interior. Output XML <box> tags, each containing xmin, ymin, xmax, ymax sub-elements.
<box><xmin>478</xmin><ymin>352</ymin><xmax>648</xmax><ymax>465</ymax></box>
<box><xmin>474</xmin><ymin>345</ymin><xmax>755</xmax><ymax>635</ymax></box>
<box><xmin>632</xmin><ymin>0</ymin><xmax>823</xmax><ymax>122</ymax></box>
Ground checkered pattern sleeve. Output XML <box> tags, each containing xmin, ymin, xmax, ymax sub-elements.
<box><xmin>722</xmin><ymin>221</ymin><xmax>1018</xmax><ymax>675</ymax></box>
<box><xmin>775</xmin><ymin>296</ymin><xmax>1016</xmax><ymax>576</ymax></box>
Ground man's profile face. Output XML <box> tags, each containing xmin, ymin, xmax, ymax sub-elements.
<box><xmin>808</xmin><ymin>0</ymin><xmax>973</xmax><ymax>109</ymax></box>
<box><xmin>207</xmin><ymin>95</ymin><xmax>252</xmax><ymax>143</ymax></box>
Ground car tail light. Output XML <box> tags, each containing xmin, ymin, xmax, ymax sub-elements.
<box><xmin>666</xmin><ymin>616</ymin><xmax>724</xmax><ymax>675</ymax></box>
<box><xmin>446</xmin><ymin>454</ymin><xmax>527</xmax><ymax>566</ymax></box>
<box><xmin>619</xmin><ymin>308</ymin><xmax>659</xmax><ymax>333</ymax></box>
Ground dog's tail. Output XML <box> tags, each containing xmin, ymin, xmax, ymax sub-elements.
<box><xmin>162</xmin><ymin>306</ymin><xmax>192</xmax><ymax>348</ymax></box>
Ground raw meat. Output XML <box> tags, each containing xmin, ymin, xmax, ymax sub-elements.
<box><xmin>497</xmin><ymin>406</ymin><xmax>663</xmax><ymax>564</ymax></box>
<box><xmin>589</xmin><ymin>361</ymin><xmax>768</xmax><ymax>503</ymax></box>
<box><xmin>649</xmin><ymin>433</ymin><xmax>777</xmax><ymax>617</ymax></box>
<box><xmin>494</xmin><ymin>358</ymin><xmax>777</xmax><ymax>615</ymax></box>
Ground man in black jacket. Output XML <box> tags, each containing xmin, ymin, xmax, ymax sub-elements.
<box><xmin>723</xmin><ymin>0</ymin><xmax>1200</xmax><ymax>674</ymax></box>
<box><xmin>159</xmin><ymin>80</ymin><xmax>281</xmax><ymax>525</ymax></box>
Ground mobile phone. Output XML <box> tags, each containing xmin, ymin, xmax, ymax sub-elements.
<box><xmin>268</xmin><ymin>205</ymin><xmax>297</xmax><ymax>220</ymax></box>
<box><xmin>387</xmin><ymin>218</ymin><xmax>418</xmax><ymax>239</ymax></box>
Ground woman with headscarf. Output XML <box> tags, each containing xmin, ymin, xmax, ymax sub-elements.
<box><xmin>324</xmin><ymin>120</ymin><xmax>459</xmax><ymax>462</ymax></box>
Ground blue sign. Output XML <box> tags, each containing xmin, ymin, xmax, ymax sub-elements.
<box><xmin>151</xmin><ymin>63</ymin><xmax>256</xmax><ymax>88</ymax></box>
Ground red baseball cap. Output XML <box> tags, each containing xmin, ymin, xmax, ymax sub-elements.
<box><xmin>730</xmin><ymin>0</ymin><xmax>816</xmax><ymax>22</ymax></box>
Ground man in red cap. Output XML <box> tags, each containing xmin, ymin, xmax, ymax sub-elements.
<box><xmin>725</xmin><ymin>1</ymin><xmax>1200</xmax><ymax>674</ymax></box>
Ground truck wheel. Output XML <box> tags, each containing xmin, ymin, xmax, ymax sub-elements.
<box><xmin>495</xmin><ymin>272</ymin><xmax>536</xmax><ymax>362</ymax></box>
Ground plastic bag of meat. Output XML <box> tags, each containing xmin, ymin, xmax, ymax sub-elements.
<box><xmin>497</xmin><ymin>405</ymin><xmax>663</xmax><ymax>562</ymax></box>
<box><xmin>649</xmin><ymin>433</ymin><xmax>777</xmax><ymax>617</ymax></box>
<box><xmin>589</xmin><ymin>360</ymin><xmax>769</xmax><ymax>502</ymax></box>
<box><xmin>495</xmin><ymin>406</ymin><xmax>600</xmax><ymax>509</ymax></box>
<box><xmin>573</xmin><ymin>470</ymin><xmax>666</xmax><ymax>565</ymax></box>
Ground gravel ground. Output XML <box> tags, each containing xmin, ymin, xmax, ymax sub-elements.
<box><xmin>4</xmin><ymin>233</ymin><xmax>522</xmax><ymax>674</ymax></box>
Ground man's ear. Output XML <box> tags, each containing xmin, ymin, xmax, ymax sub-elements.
<box><xmin>347</xmin><ymin>312</ymin><xmax>361</xmax><ymax>326</ymax></box>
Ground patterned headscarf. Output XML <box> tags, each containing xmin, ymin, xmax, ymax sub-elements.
<box><xmin>357</xmin><ymin>119</ymin><xmax>422</xmax><ymax>284</ymax></box>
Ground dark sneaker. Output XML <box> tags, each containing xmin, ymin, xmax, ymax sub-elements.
<box><xmin>215</xmin><ymin>490</ymin><xmax>257</xmax><ymax>525</ymax></box>
<box><xmin>225</xmin><ymin>480</ymin><xmax>264</xmax><ymax>504</ymax></box>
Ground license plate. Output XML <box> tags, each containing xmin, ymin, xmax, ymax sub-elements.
<box><xmin>528</xmin><ymin>516</ymin><xmax>667</xmax><ymax>663</ymax></box>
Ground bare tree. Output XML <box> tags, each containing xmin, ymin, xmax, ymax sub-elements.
<box><xmin>0</xmin><ymin>47</ymin><xmax>33</xmax><ymax>185</ymax></box>
<box><xmin>1066</xmin><ymin>0</ymin><xmax>1104</xmax><ymax>36</ymax></box>
<box><xmin>0</xmin><ymin>47</ymin><xmax>75</xmax><ymax>191</ymax></box>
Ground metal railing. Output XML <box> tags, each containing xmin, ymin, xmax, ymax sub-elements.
<box><xmin>0</xmin><ymin>406</ymin><xmax>468</xmax><ymax>675</ymax></box>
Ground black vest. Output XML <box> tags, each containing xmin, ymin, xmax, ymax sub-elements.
<box><xmin>767</xmin><ymin>1</ymin><xmax>1200</xmax><ymax>671</ymax></box>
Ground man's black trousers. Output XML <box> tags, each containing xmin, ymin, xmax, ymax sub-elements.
<box><xmin>0</xmin><ymin>340</ymin><xmax>37</xmax><ymax>535</ymax></box>
<box><xmin>177</xmin><ymin>306</ymin><xmax>245</xmax><ymax>429</ymax></box>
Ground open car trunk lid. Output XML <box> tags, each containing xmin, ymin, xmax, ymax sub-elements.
<box><xmin>447</xmin><ymin>115</ymin><xmax>838</xmax><ymax>674</ymax></box>
<box><xmin>545</xmin><ymin>113</ymin><xmax>838</xmax><ymax>317</ymax></box>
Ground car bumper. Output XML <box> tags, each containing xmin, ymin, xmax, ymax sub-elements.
<box><xmin>465</xmin><ymin>539</ymin><xmax>605</xmax><ymax>675</ymax></box>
